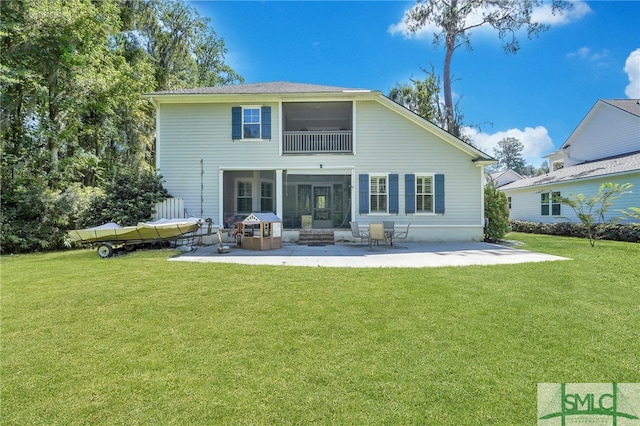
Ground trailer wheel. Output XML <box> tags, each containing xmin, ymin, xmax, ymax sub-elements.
<box><xmin>97</xmin><ymin>243</ymin><xmax>113</xmax><ymax>258</ymax></box>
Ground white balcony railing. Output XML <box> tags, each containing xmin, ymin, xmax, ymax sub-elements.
<box><xmin>282</xmin><ymin>131</ymin><xmax>353</xmax><ymax>154</ymax></box>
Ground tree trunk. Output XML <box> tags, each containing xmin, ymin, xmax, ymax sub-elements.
<box><xmin>443</xmin><ymin>40</ymin><xmax>454</xmax><ymax>135</ymax></box>
<box><xmin>442</xmin><ymin>0</ymin><xmax>457</xmax><ymax>136</ymax></box>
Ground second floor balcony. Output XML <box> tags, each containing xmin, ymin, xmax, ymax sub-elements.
<box><xmin>282</xmin><ymin>101</ymin><xmax>353</xmax><ymax>155</ymax></box>
<box><xmin>282</xmin><ymin>130</ymin><xmax>352</xmax><ymax>154</ymax></box>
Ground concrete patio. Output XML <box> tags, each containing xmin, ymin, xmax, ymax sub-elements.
<box><xmin>171</xmin><ymin>241</ymin><xmax>569</xmax><ymax>268</ymax></box>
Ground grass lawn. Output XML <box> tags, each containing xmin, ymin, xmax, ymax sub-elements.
<box><xmin>2</xmin><ymin>233</ymin><xmax>639</xmax><ymax>425</ymax></box>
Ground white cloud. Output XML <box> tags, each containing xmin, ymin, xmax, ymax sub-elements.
<box><xmin>464</xmin><ymin>126</ymin><xmax>555</xmax><ymax>166</ymax></box>
<box><xmin>389</xmin><ymin>1</ymin><xmax>590</xmax><ymax>39</ymax></box>
<box><xmin>566</xmin><ymin>46</ymin><xmax>610</xmax><ymax>63</ymax></box>
<box><xmin>531</xmin><ymin>1</ymin><xmax>591</xmax><ymax>26</ymax></box>
<box><xmin>624</xmin><ymin>48</ymin><xmax>640</xmax><ymax>98</ymax></box>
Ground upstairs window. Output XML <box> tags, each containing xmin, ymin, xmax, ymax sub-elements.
<box><xmin>243</xmin><ymin>107</ymin><xmax>261</xmax><ymax>139</ymax></box>
<box><xmin>232</xmin><ymin>106</ymin><xmax>271</xmax><ymax>140</ymax></box>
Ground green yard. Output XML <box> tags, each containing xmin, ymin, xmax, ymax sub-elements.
<box><xmin>2</xmin><ymin>233</ymin><xmax>638</xmax><ymax>425</ymax></box>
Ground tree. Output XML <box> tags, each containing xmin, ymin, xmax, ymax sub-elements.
<box><xmin>133</xmin><ymin>0</ymin><xmax>242</xmax><ymax>90</ymax></box>
<box><xmin>560</xmin><ymin>182</ymin><xmax>633</xmax><ymax>246</ymax></box>
<box><xmin>389</xmin><ymin>67</ymin><xmax>441</xmax><ymax>123</ymax></box>
<box><xmin>404</xmin><ymin>0</ymin><xmax>571</xmax><ymax>136</ymax></box>
<box><xmin>388</xmin><ymin>67</ymin><xmax>474</xmax><ymax>145</ymax></box>
<box><xmin>622</xmin><ymin>207</ymin><xmax>640</xmax><ymax>222</ymax></box>
<box><xmin>484</xmin><ymin>179</ymin><xmax>510</xmax><ymax>242</ymax></box>
<box><xmin>0</xmin><ymin>0</ymin><xmax>242</xmax><ymax>254</ymax></box>
<box><xmin>493</xmin><ymin>137</ymin><xmax>527</xmax><ymax>174</ymax></box>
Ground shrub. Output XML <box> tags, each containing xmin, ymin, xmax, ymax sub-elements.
<box><xmin>1</xmin><ymin>169</ymin><xmax>170</xmax><ymax>254</ymax></box>
<box><xmin>509</xmin><ymin>220</ymin><xmax>640</xmax><ymax>243</ymax></box>
<box><xmin>80</xmin><ymin>168</ymin><xmax>170</xmax><ymax>227</ymax></box>
<box><xmin>0</xmin><ymin>176</ymin><xmax>81</xmax><ymax>253</ymax></box>
<box><xmin>484</xmin><ymin>181</ymin><xmax>510</xmax><ymax>242</ymax></box>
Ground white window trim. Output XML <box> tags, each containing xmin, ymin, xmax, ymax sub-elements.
<box><xmin>260</xmin><ymin>179</ymin><xmax>275</xmax><ymax>212</ymax></box>
<box><xmin>369</xmin><ymin>174</ymin><xmax>389</xmax><ymax>215</ymax></box>
<box><xmin>241</xmin><ymin>105</ymin><xmax>263</xmax><ymax>141</ymax></box>
<box><xmin>413</xmin><ymin>173</ymin><xmax>437</xmax><ymax>216</ymax></box>
<box><xmin>541</xmin><ymin>191</ymin><xmax>562</xmax><ymax>216</ymax></box>
<box><xmin>235</xmin><ymin>178</ymin><xmax>253</xmax><ymax>213</ymax></box>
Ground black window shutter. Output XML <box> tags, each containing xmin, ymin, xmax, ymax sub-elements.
<box><xmin>359</xmin><ymin>174</ymin><xmax>369</xmax><ymax>214</ymax></box>
<box><xmin>231</xmin><ymin>107</ymin><xmax>241</xmax><ymax>139</ymax></box>
<box><xmin>405</xmin><ymin>174</ymin><xmax>415</xmax><ymax>214</ymax></box>
<box><xmin>435</xmin><ymin>174</ymin><xmax>445</xmax><ymax>214</ymax></box>
<box><xmin>389</xmin><ymin>174</ymin><xmax>399</xmax><ymax>214</ymax></box>
<box><xmin>261</xmin><ymin>106</ymin><xmax>271</xmax><ymax>139</ymax></box>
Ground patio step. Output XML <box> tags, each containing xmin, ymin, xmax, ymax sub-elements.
<box><xmin>298</xmin><ymin>229</ymin><xmax>335</xmax><ymax>246</ymax></box>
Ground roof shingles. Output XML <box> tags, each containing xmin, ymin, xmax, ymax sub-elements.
<box><xmin>147</xmin><ymin>82</ymin><xmax>371</xmax><ymax>96</ymax></box>
<box><xmin>602</xmin><ymin>99</ymin><xmax>640</xmax><ymax>117</ymax></box>
<box><xmin>500</xmin><ymin>151</ymin><xmax>640</xmax><ymax>191</ymax></box>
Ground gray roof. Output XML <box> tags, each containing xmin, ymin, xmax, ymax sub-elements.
<box><xmin>500</xmin><ymin>151</ymin><xmax>640</xmax><ymax>191</ymax></box>
<box><xmin>602</xmin><ymin>99</ymin><xmax>640</xmax><ymax>117</ymax></box>
<box><xmin>242</xmin><ymin>212</ymin><xmax>282</xmax><ymax>223</ymax></box>
<box><xmin>147</xmin><ymin>82</ymin><xmax>372</xmax><ymax>96</ymax></box>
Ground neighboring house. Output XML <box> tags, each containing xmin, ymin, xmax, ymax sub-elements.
<box><xmin>501</xmin><ymin>99</ymin><xmax>640</xmax><ymax>223</ymax></box>
<box><xmin>143</xmin><ymin>82</ymin><xmax>495</xmax><ymax>242</ymax></box>
<box><xmin>486</xmin><ymin>169</ymin><xmax>524</xmax><ymax>188</ymax></box>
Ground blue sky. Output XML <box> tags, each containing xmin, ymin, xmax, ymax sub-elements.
<box><xmin>191</xmin><ymin>1</ymin><xmax>640</xmax><ymax>167</ymax></box>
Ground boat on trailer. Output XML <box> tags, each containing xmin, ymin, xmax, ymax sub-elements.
<box><xmin>68</xmin><ymin>218</ymin><xmax>203</xmax><ymax>257</ymax></box>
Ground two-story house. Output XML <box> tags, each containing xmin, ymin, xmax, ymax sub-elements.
<box><xmin>143</xmin><ymin>82</ymin><xmax>495</xmax><ymax>242</ymax></box>
<box><xmin>500</xmin><ymin>99</ymin><xmax>640</xmax><ymax>223</ymax></box>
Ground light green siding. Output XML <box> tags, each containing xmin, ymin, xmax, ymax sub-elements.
<box><xmin>155</xmin><ymin>97</ymin><xmax>487</xmax><ymax>241</ymax></box>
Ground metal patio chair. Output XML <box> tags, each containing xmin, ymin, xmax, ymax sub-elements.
<box><xmin>350</xmin><ymin>221</ymin><xmax>369</xmax><ymax>246</ymax></box>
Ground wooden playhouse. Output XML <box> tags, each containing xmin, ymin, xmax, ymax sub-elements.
<box><xmin>236</xmin><ymin>212</ymin><xmax>282</xmax><ymax>250</ymax></box>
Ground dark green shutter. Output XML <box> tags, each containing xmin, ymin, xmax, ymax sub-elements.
<box><xmin>389</xmin><ymin>174</ymin><xmax>399</xmax><ymax>214</ymax></box>
<box><xmin>435</xmin><ymin>174</ymin><xmax>445</xmax><ymax>214</ymax></box>
<box><xmin>232</xmin><ymin>107</ymin><xmax>241</xmax><ymax>139</ymax></box>
<box><xmin>359</xmin><ymin>174</ymin><xmax>369</xmax><ymax>214</ymax></box>
<box><xmin>405</xmin><ymin>174</ymin><xmax>415</xmax><ymax>214</ymax></box>
<box><xmin>261</xmin><ymin>106</ymin><xmax>271</xmax><ymax>139</ymax></box>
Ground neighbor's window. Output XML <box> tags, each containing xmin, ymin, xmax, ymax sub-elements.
<box><xmin>541</xmin><ymin>191</ymin><xmax>561</xmax><ymax>216</ymax></box>
<box><xmin>261</xmin><ymin>181</ymin><xmax>273</xmax><ymax>212</ymax></box>
<box><xmin>370</xmin><ymin>175</ymin><xmax>387</xmax><ymax>213</ymax></box>
<box><xmin>551</xmin><ymin>191</ymin><xmax>561</xmax><ymax>215</ymax></box>
<box><xmin>237</xmin><ymin>181</ymin><xmax>252</xmax><ymax>212</ymax></box>
<box><xmin>243</xmin><ymin>107</ymin><xmax>261</xmax><ymax>139</ymax></box>
<box><xmin>416</xmin><ymin>175</ymin><xmax>434</xmax><ymax>213</ymax></box>
<box><xmin>508</xmin><ymin>196</ymin><xmax>512</xmax><ymax>210</ymax></box>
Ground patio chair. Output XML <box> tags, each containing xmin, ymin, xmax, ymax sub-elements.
<box><xmin>350</xmin><ymin>221</ymin><xmax>368</xmax><ymax>245</ymax></box>
<box><xmin>368</xmin><ymin>223</ymin><xmax>389</xmax><ymax>250</ymax></box>
<box><xmin>383</xmin><ymin>221</ymin><xmax>395</xmax><ymax>246</ymax></box>
<box><xmin>393</xmin><ymin>223</ymin><xmax>411</xmax><ymax>247</ymax></box>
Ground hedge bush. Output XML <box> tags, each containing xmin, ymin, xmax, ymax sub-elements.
<box><xmin>509</xmin><ymin>220</ymin><xmax>640</xmax><ymax>243</ymax></box>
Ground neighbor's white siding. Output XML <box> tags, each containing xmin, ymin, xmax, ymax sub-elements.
<box><xmin>563</xmin><ymin>102</ymin><xmax>640</xmax><ymax>167</ymax></box>
<box><xmin>506</xmin><ymin>172</ymin><xmax>640</xmax><ymax>223</ymax></box>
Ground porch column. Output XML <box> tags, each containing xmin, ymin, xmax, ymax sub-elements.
<box><xmin>276</xmin><ymin>169</ymin><xmax>283</xmax><ymax>220</ymax></box>
<box><xmin>218</xmin><ymin>169</ymin><xmax>224</xmax><ymax>228</ymax></box>
<box><xmin>351</xmin><ymin>169</ymin><xmax>356</xmax><ymax>222</ymax></box>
